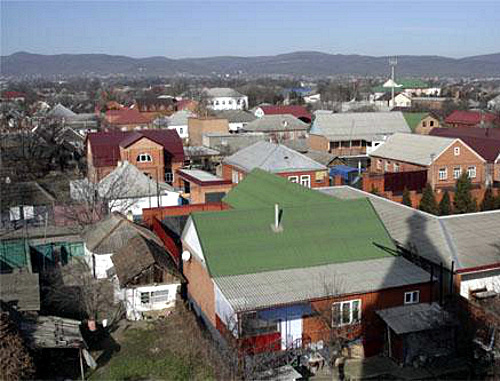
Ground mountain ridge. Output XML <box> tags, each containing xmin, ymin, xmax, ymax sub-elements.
<box><xmin>2</xmin><ymin>51</ymin><xmax>500</xmax><ymax>77</ymax></box>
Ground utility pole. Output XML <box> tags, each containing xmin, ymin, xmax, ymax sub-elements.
<box><xmin>389</xmin><ymin>57</ymin><xmax>398</xmax><ymax>109</ymax></box>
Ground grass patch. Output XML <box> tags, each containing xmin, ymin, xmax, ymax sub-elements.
<box><xmin>89</xmin><ymin>308</ymin><xmax>221</xmax><ymax>381</ymax></box>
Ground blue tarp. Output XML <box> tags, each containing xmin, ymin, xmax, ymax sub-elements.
<box><xmin>257</xmin><ymin>303</ymin><xmax>312</xmax><ymax>321</ymax></box>
<box><xmin>329</xmin><ymin>165</ymin><xmax>363</xmax><ymax>181</ymax></box>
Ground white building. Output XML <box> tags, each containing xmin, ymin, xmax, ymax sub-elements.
<box><xmin>111</xmin><ymin>235</ymin><xmax>184</xmax><ymax>320</ymax></box>
<box><xmin>71</xmin><ymin>161</ymin><xmax>180</xmax><ymax>220</ymax></box>
<box><xmin>203</xmin><ymin>88</ymin><xmax>248</xmax><ymax>111</ymax></box>
<box><xmin>166</xmin><ymin>110</ymin><xmax>195</xmax><ymax>139</ymax></box>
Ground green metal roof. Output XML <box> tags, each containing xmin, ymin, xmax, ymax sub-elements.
<box><xmin>403</xmin><ymin>112</ymin><xmax>429</xmax><ymax>132</ymax></box>
<box><xmin>194</xmin><ymin>170</ymin><xmax>395</xmax><ymax>277</ymax></box>
<box><xmin>222</xmin><ymin>168</ymin><xmax>339</xmax><ymax>209</ymax></box>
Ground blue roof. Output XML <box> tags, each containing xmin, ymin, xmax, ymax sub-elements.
<box><xmin>330</xmin><ymin>165</ymin><xmax>363</xmax><ymax>180</ymax></box>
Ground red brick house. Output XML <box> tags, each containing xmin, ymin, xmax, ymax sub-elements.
<box><xmin>430</xmin><ymin>127</ymin><xmax>500</xmax><ymax>186</ymax></box>
<box><xmin>444</xmin><ymin>110</ymin><xmax>499</xmax><ymax>128</ymax></box>
<box><xmin>222</xmin><ymin>141</ymin><xmax>328</xmax><ymax>188</ymax></box>
<box><xmin>181</xmin><ymin>170</ymin><xmax>433</xmax><ymax>358</ymax></box>
<box><xmin>86</xmin><ymin>130</ymin><xmax>184</xmax><ymax>185</ymax></box>
<box><xmin>369</xmin><ymin>133</ymin><xmax>486</xmax><ymax>190</ymax></box>
<box><xmin>103</xmin><ymin>109</ymin><xmax>152</xmax><ymax>131</ymax></box>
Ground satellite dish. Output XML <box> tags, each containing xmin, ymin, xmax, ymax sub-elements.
<box><xmin>182</xmin><ymin>251</ymin><xmax>191</xmax><ymax>262</ymax></box>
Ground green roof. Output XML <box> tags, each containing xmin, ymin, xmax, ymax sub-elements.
<box><xmin>403</xmin><ymin>112</ymin><xmax>429</xmax><ymax>132</ymax></box>
<box><xmin>194</xmin><ymin>170</ymin><xmax>395</xmax><ymax>277</ymax></box>
<box><xmin>223</xmin><ymin>168</ymin><xmax>340</xmax><ymax>209</ymax></box>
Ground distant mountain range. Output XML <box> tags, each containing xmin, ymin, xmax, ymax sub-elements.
<box><xmin>2</xmin><ymin>51</ymin><xmax>500</xmax><ymax>78</ymax></box>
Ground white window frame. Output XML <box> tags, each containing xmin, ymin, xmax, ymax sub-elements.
<box><xmin>384</xmin><ymin>161</ymin><xmax>389</xmax><ymax>171</ymax></box>
<box><xmin>332</xmin><ymin>299</ymin><xmax>361</xmax><ymax>327</ymax></box>
<box><xmin>467</xmin><ymin>166</ymin><xmax>476</xmax><ymax>179</ymax></box>
<box><xmin>438</xmin><ymin>167</ymin><xmax>447</xmax><ymax>180</ymax></box>
<box><xmin>137</xmin><ymin>153</ymin><xmax>152</xmax><ymax>163</ymax></box>
<box><xmin>165</xmin><ymin>172</ymin><xmax>174</xmax><ymax>183</ymax></box>
<box><xmin>393</xmin><ymin>163</ymin><xmax>400</xmax><ymax>172</ymax></box>
<box><xmin>454</xmin><ymin>147</ymin><xmax>460</xmax><ymax>156</ymax></box>
<box><xmin>404</xmin><ymin>290</ymin><xmax>420</xmax><ymax>305</ymax></box>
<box><xmin>300</xmin><ymin>175</ymin><xmax>311</xmax><ymax>188</ymax></box>
<box><xmin>23</xmin><ymin>205</ymin><xmax>35</xmax><ymax>220</ymax></box>
<box><xmin>140</xmin><ymin>289</ymin><xmax>170</xmax><ymax>306</ymax></box>
<box><xmin>288</xmin><ymin>175</ymin><xmax>299</xmax><ymax>183</ymax></box>
<box><xmin>9</xmin><ymin>206</ymin><xmax>21</xmax><ymax>221</ymax></box>
<box><xmin>232</xmin><ymin>170</ymin><xmax>239</xmax><ymax>184</ymax></box>
<box><xmin>453</xmin><ymin>166</ymin><xmax>462</xmax><ymax>179</ymax></box>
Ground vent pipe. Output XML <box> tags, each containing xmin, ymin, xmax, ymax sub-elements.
<box><xmin>272</xmin><ymin>204</ymin><xmax>283</xmax><ymax>233</ymax></box>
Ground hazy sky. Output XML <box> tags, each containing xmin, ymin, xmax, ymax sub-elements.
<box><xmin>1</xmin><ymin>1</ymin><xmax>499</xmax><ymax>58</ymax></box>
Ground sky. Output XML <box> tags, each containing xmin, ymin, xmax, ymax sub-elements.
<box><xmin>1</xmin><ymin>1</ymin><xmax>499</xmax><ymax>58</ymax></box>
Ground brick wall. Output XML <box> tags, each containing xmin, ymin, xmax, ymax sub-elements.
<box><xmin>184</xmin><ymin>255</ymin><xmax>216</xmax><ymax>326</ymax></box>
<box><xmin>142</xmin><ymin>203</ymin><xmax>230</xmax><ymax>227</ymax></box>
<box><xmin>308</xmin><ymin>134</ymin><xmax>329</xmax><ymax>152</ymax></box>
<box><xmin>120</xmin><ymin>138</ymin><xmax>165</xmax><ymax>182</ymax></box>
<box><xmin>188</xmin><ymin>183</ymin><xmax>234</xmax><ymax>204</ymax></box>
<box><xmin>188</xmin><ymin>117</ymin><xmax>229</xmax><ymax>146</ymax></box>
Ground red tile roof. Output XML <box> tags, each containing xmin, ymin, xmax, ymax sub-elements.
<box><xmin>87</xmin><ymin>130</ymin><xmax>184</xmax><ymax>167</ymax></box>
<box><xmin>105</xmin><ymin>109</ymin><xmax>150</xmax><ymax>125</ymax></box>
<box><xmin>430</xmin><ymin>127</ymin><xmax>500</xmax><ymax>162</ymax></box>
<box><xmin>259</xmin><ymin>105</ymin><xmax>312</xmax><ymax>122</ymax></box>
<box><xmin>444</xmin><ymin>110</ymin><xmax>498</xmax><ymax>126</ymax></box>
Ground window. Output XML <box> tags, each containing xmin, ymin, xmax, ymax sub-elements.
<box><xmin>23</xmin><ymin>205</ymin><xmax>34</xmax><ymax>219</ymax></box>
<box><xmin>237</xmin><ymin>99</ymin><xmax>241</xmax><ymax>105</ymax></box>
<box><xmin>137</xmin><ymin>153</ymin><xmax>152</xmax><ymax>163</ymax></box>
<box><xmin>228</xmin><ymin>100</ymin><xmax>233</xmax><ymax>105</ymax></box>
<box><xmin>288</xmin><ymin>175</ymin><xmax>299</xmax><ymax>183</ymax></box>
<box><xmin>241</xmin><ymin>312</ymin><xmax>278</xmax><ymax>336</ymax></box>
<box><xmin>454</xmin><ymin>147</ymin><xmax>460</xmax><ymax>156</ymax></box>
<box><xmin>140</xmin><ymin>292</ymin><xmax>150</xmax><ymax>305</ymax></box>
<box><xmin>215</xmin><ymin>100</ymin><xmax>219</xmax><ymax>105</ymax></box>
<box><xmin>332</xmin><ymin>300</ymin><xmax>361</xmax><ymax>326</ymax></box>
<box><xmin>453</xmin><ymin>166</ymin><xmax>462</xmax><ymax>179</ymax></box>
<box><xmin>467</xmin><ymin>166</ymin><xmax>476</xmax><ymax>179</ymax></box>
<box><xmin>300</xmin><ymin>175</ymin><xmax>311</xmax><ymax>188</ymax></box>
<box><xmin>377</xmin><ymin>159</ymin><xmax>382</xmax><ymax>170</ymax></box>
<box><xmin>422</xmin><ymin>121</ymin><xmax>427</xmax><ymax>127</ymax></box>
<box><xmin>394</xmin><ymin>163</ymin><xmax>400</xmax><ymax>172</ymax></box>
<box><xmin>430</xmin><ymin>120</ymin><xmax>434</xmax><ymax>127</ymax></box>
<box><xmin>384</xmin><ymin>161</ymin><xmax>389</xmax><ymax>171</ymax></box>
<box><xmin>438</xmin><ymin>167</ymin><xmax>447</xmax><ymax>180</ymax></box>
<box><xmin>151</xmin><ymin>290</ymin><xmax>169</xmax><ymax>304</ymax></box>
<box><xmin>222</xmin><ymin>100</ymin><xmax>225</xmax><ymax>105</ymax></box>
<box><xmin>9</xmin><ymin>207</ymin><xmax>21</xmax><ymax>221</ymax></box>
<box><xmin>165</xmin><ymin>172</ymin><xmax>174</xmax><ymax>184</ymax></box>
<box><xmin>404</xmin><ymin>290</ymin><xmax>420</xmax><ymax>304</ymax></box>
<box><xmin>232</xmin><ymin>170</ymin><xmax>239</xmax><ymax>184</ymax></box>
<box><xmin>179</xmin><ymin>127</ymin><xmax>184</xmax><ymax>135</ymax></box>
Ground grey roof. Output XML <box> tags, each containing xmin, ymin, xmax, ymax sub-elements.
<box><xmin>319</xmin><ymin>186</ymin><xmax>500</xmax><ymax>271</ymax></box>
<box><xmin>214</xmin><ymin>110</ymin><xmax>256</xmax><ymax>123</ymax></box>
<box><xmin>167</xmin><ymin>110</ymin><xmax>195</xmax><ymax>126</ymax></box>
<box><xmin>204</xmin><ymin>87</ymin><xmax>245</xmax><ymax>98</ymax></box>
<box><xmin>377</xmin><ymin>303</ymin><xmax>457</xmax><ymax>335</ymax></box>
<box><xmin>83</xmin><ymin>212</ymin><xmax>161</xmax><ymax>254</ymax></box>
<box><xmin>178</xmin><ymin>169</ymin><xmax>225</xmax><ymax>183</ymax></box>
<box><xmin>310</xmin><ymin>111</ymin><xmax>410</xmax><ymax>141</ymax></box>
<box><xmin>48</xmin><ymin>103</ymin><xmax>77</xmax><ymax>118</ymax></box>
<box><xmin>243</xmin><ymin>114</ymin><xmax>309</xmax><ymax>132</ymax></box>
<box><xmin>71</xmin><ymin>161</ymin><xmax>173</xmax><ymax>200</ymax></box>
<box><xmin>203</xmin><ymin>133</ymin><xmax>267</xmax><ymax>155</ymax></box>
<box><xmin>224</xmin><ymin>141</ymin><xmax>327</xmax><ymax>173</ymax></box>
<box><xmin>0</xmin><ymin>272</ymin><xmax>40</xmax><ymax>311</ymax></box>
<box><xmin>369</xmin><ymin>133</ymin><xmax>456</xmax><ymax>166</ymax></box>
<box><xmin>20</xmin><ymin>315</ymin><xmax>84</xmax><ymax>348</ymax></box>
<box><xmin>214</xmin><ymin>257</ymin><xmax>430</xmax><ymax>312</ymax></box>
<box><xmin>184</xmin><ymin>145</ymin><xmax>220</xmax><ymax>158</ymax></box>
<box><xmin>1</xmin><ymin>181</ymin><xmax>56</xmax><ymax>209</ymax></box>
<box><xmin>303</xmin><ymin>150</ymin><xmax>338</xmax><ymax>166</ymax></box>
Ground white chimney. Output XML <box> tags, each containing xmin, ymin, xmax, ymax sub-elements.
<box><xmin>272</xmin><ymin>204</ymin><xmax>283</xmax><ymax>233</ymax></box>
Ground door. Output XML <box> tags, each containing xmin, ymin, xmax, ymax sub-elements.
<box><xmin>280</xmin><ymin>318</ymin><xmax>303</xmax><ymax>350</ymax></box>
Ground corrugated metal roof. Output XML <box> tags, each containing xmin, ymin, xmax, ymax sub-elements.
<box><xmin>369</xmin><ymin>133</ymin><xmax>455</xmax><ymax>166</ymax></box>
<box><xmin>204</xmin><ymin>87</ymin><xmax>245</xmax><ymax>98</ymax></box>
<box><xmin>310</xmin><ymin>111</ymin><xmax>410</xmax><ymax>141</ymax></box>
<box><xmin>223</xmin><ymin>141</ymin><xmax>326</xmax><ymax>173</ymax></box>
<box><xmin>213</xmin><ymin>110</ymin><xmax>256</xmax><ymax>123</ymax></box>
<box><xmin>243</xmin><ymin>114</ymin><xmax>309</xmax><ymax>132</ymax></box>
<box><xmin>214</xmin><ymin>257</ymin><xmax>429</xmax><ymax>311</ymax></box>
<box><xmin>377</xmin><ymin>303</ymin><xmax>456</xmax><ymax>335</ymax></box>
<box><xmin>319</xmin><ymin>186</ymin><xmax>500</xmax><ymax>270</ymax></box>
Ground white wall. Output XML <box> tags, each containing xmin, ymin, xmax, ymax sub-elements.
<box><xmin>215</xmin><ymin>284</ymin><xmax>238</xmax><ymax>337</ymax></box>
<box><xmin>124</xmin><ymin>283</ymin><xmax>180</xmax><ymax>320</ymax></box>
<box><xmin>109</xmin><ymin>192</ymin><xmax>180</xmax><ymax>217</ymax></box>
<box><xmin>168</xmin><ymin>124</ymin><xmax>188</xmax><ymax>139</ymax></box>
<box><xmin>460</xmin><ymin>269</ymin><xmax>500</xmax><ymax>299</ymax></box>
<box><xmin>84</xmin><ymin>244</ymin><xmax>114</xmax><ymax>279</ymax></box>
<box><xmin>182</xmin><ymin>217</ymin><xmax>205</xmax><ymax>264</ymax></box>
<box><xmin>228</xmin><ymin>122</ymin><xmax>245</xmax><ymax>132</ymax></box>
<box><xmin>208</xmin><ymin>96</ymin><xmax>248</xmax><ymax>111</ymax></box>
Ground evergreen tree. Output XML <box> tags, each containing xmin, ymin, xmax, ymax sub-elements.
<box><xmin>453</xmin><ymin>173</ymin><xmax>477</xmax><ymax>214</ymax></box>
<box><xmin>419</xmin><ymin>184</ymin><xmax>439</xmax><ymax>215</ymax></box>
<box><xmin>480</xmin><ymin>187</ymin><xmax>496</xmax><ymax>211</ymax></box>
<box><xmin>401</xmin><ymin>188</ymin><xmax>412</xmax><ymax>207</ymax></box>
<box><xmin>439</xmin><ymin>190</ymin><xmax>452</xmax><ymax>216</ymax></box>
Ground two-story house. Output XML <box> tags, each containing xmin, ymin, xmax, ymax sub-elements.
<box><xmin>103</xmin><ymin>109</ymin><xmax>151</xmax><ymax>131</ymax></box>
<box><xmin>309</xmin><ymin>111</ymin><xmax>411</xmax><ymax>158</ymax></box>
<box><xmin>86</xmin><ymin>130</ymin><xmax>184</xmax><ymax>186</ymax></box>
<box><xmin>241</xmin><ymin>115</ymin><xmax>309</xmax><ymax>142</ymax></box>
<box><xmin>369</xmin><ymin>133</ymin><xmax>486</xmax><ymax>190</ymax></box>
<box><xmin>221</xmin><ymin>141</ymin><xmax>328</xmax><ymax>188</ymax></box>
<box><xmin>253</xmin><ymin>105</ymin><xmax>312</xmax><ymax>124</ymax></box>
<box><xmin>203</xmin><ymin>88</ymin><xmax>248</xmax><ymax>111</ymax></box>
